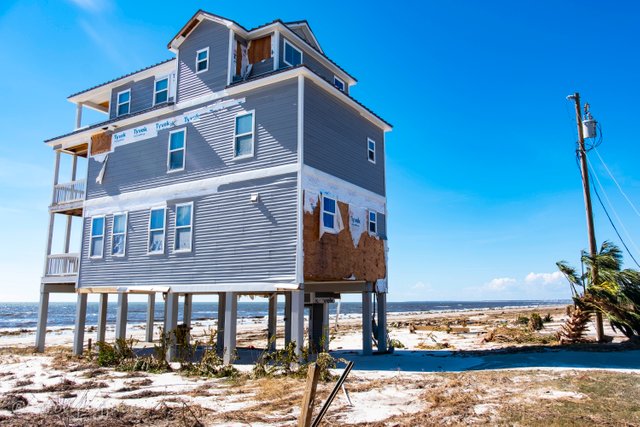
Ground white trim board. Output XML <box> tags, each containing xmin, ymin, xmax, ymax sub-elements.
<box><xmin>84</xmin><ymin>163</ymin><xmax>298</xmax><ymax>216</ymax></box>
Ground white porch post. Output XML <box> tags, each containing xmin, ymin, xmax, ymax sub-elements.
<box><xmin>165</xmin><ymin>292</ymin><xmax>179</xmax><ymax>361</ymax></box>
<box><xmin>183</xmin><ymin>293</ymin><xmax>192</xmax><ymax>328</ymax></box>
<box><xmin>376</xmin><ymin>292</ymin><xmax>388</xmax><ymax>352</ymax></box>
<box><xmin>267</xmin><ymin>293</ymin><xmax>277</xmax><ymax>351</ymax></box>
<box><xmin>223</xmin><ymin>292</ymin><xmax>238</xmax><ymax>365</ymax></box>
<box><xmin>75</xmin><ymin>103</ymin><xmax>83</xmax><ymax>130</ymax></box>
<box><xmin>216</xmin><ymin>292</ymin><xmax>226</xmax><ymax>355</ymax></box>
<box><xmin>145</xmin><ymin>293</ymin><xmax>155</xmax><ymax>342</ymax></box>
<box><xmin>290</xmin><ymin>290</ymin><xmax>305</xmax><ymax>356</ymax></box>
<box><xmin>97</xmin><ymin>293</ymin><xmax>108</xmax><ymax>342</ymax></box>
<box><xmin>35</xmin><ymin>289</ymin><xmax>50</xmax><ymax>352</ymax></box>
<box><xmin>42</xmin><ymin>151</ymin><xmax>61</xmax><ymax>277</ymax></box>
<box><xmin>362</xmin><ymin>291</ymin><xmax>373</xmax><ymax>355</ymax></box>
<box><xmin>73</xmin><ymin>293</ymin><xmax>88</xmax><ymax>355</ymax></box>
<box><xmin>63</xmin><ymin>155</ymin><xmax>78</xmax><ymax>254</ymax></box>
<box><xmin>115</xmin><ymin>293</ymin><xmax>128</xmax><ymax>340</ymax></box>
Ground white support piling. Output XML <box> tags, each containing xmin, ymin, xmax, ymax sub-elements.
<box><xmin>223</xmin><ymin>292</ymin><xmax>238</xmax><ymax>365</ymax></box>
<box><xmin>115</xmin><ymin>293</ymin><xmax>128</xmax><ymax>340</ymax></box>
<box><xmin>284</xmin><ymin>292</ymin><xmax>292</xmax><ymax>344</ymax></box>
<box><xmin>35</xmin><ymin>290</ymin><xmax>50</xmax><ymax>352</ymax></box>
<box><xmin>183</xmin><ymin>293</ymin><xmax>192</xmax><ymax>328</ymax></box>
<box><xmin>362</xmin><ymin>291</ymin><xmax>373</xmax><ymax>355</ymax></box>
<box><xmin>267</xmin><ymin>293</ymin><xmax>277</xmax><ymax>351</ymax></box>
<box><xmin>97</xmin><ymin>293</ymin><xmax>108</xmax><ymax>343</ymax></box>
<box><xmin>145</xmin><ymin>293</ymin><xmax>155</xmax><ymax>342</ymax></box>
<box><xmin>216</xmin><ymin>292</ymin><xmax>226</xmax><ymax>355</ymax></box>
<box><xmin>376</xmin><ymin>292</ymin><xmax>388</xmax><ymax>352</ymax></box>
<box><xmin>165</xmin><ymin>292</ymin><xmax>179</xmax><ymax>361</ymax></box>
<box><xmin>290</xmin><ymin>290</ymin><xmax>305</xmax><ymax>355</ymax></box>
<box><xmin>73</xmin><ymin>293</ymin><xmax>88</xmax><ymax>355</ymax></box>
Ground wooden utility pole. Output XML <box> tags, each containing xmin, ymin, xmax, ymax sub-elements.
<box><xmin>568</xmin><ymin>92</ymin><xmax>604</xmax><ymax>342</ymax></box>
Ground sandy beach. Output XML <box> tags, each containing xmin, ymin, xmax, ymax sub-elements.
<box><xmin>1</xmin><ymin>304</ymin><xmax>639</xmax><ymax>426</ymax></box>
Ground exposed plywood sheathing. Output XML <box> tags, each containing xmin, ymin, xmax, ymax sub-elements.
<box><xmin>90</xmin><ymin>132</ymin><xmax>111</xmax><ymax>156</ymax></box>
<box><xmin>249</xmin><ymin>35</ymin><xmax>271</xmax><ymax>65</ymax></box>
<box><xmin>235</xmin><ymin>41</ymin><xmax>243</xmax><ymax>75</ymax></box>
<box><xmin>304</xmin><ymin>200</ymin><xmax>386</xmax><ymax>282</ymax></box>
<box><xmin>99</xmin><ymin>101</ymin><xmax>109</xmax><ymax>109</ymax></box>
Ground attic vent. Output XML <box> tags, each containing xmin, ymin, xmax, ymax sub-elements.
<box><xmin>181</xmin><ymin>19</ymin><xmax>200</xmax><ymax>38</ymax></box>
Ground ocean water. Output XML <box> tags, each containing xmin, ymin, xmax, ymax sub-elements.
<box><xmin>0</xmin><ymin>300</ymin><xmax>570</xmax><ymax>330</ymax></box>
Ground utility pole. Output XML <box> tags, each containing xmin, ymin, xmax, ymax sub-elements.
<box><xmin>568</xmin><ymin>92</ymin><xmax>604</xmax><ymax>342</ymax></box>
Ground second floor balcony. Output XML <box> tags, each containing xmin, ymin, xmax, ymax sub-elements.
<box><xmin>50</xmin><ymin>179</ymin><xmax>85</xmax><ymax>215</ymax></box>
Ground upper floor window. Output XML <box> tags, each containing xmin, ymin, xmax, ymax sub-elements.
<box><xmin>333</xmin><ymin>76</ymin><xmax>345</xmax><ymax>92</ymax></box>
<box><xmin>196</xmin><ymin>47</ymin><xmax>209</xmax><ymax>73</ymax></box>
<box><xmin>90</xmin><ymin>216</ymin><xmax>105</xmax><ymax>258</ymax></box>
<box><xmin>322</xmin><ymin>196</ymin><xmax>337</xmax><ymax>231</ymax></box>
<box><xmin>367</xmin><ymin>138</ymin><xmax>376</xmax><ymax>164</ymax></box>
<box><xmin>168</xmin><ymin>129</ymin><xmax>186</xmax><ymax>172</ymax></box>
<box><xmin>154</xmin><ymin>76</ymin><xmax>169</xmax><ymax>105</ymax></box>
<box><xmin>283</xmin><ymin>40</ymin><xmax>302</xmax><ymax>66</ymax></box>
<box><xmin>174</xmin><ymin>203</ymin><xmax>193</xmax><ymax>252</ymax></box>
<box><xmin>111</xmin><ymin>213</ymin><xmax>127</xmax><ymax>256</ymax></box>
<box><xmin>148</xmin><ymin>207</ymin><xmax>166</xmax><ymax>254</ymax></box>
<box><xmin>368</xmin><ymin>211</ymin><xmax>378</xmax><ymax>234</ymax></box>
<box><xmin>234</xmin><ymin>111</ymin><xmax>255</xmax><ymax>158</ymax></box>
<box><xmin>116</xmin><ymin>89</ymin><xmax>130</xmax><ymax>117</ymax></box>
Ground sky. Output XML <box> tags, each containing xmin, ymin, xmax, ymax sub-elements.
<box><xmin>1</xmin><ymin>0</ymin><xmax>639</xmax><ymax>302</ymax></box>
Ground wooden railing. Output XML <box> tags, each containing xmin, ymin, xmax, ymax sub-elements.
<box><xmin>53</xmin><ymin>179</ymin><xmax>86</xmax><ymax>205</ymax></box>
<box><xmin>46</xmin><ymin>253</ymin><xmax>80</xmax><ymax>276</ymax></box>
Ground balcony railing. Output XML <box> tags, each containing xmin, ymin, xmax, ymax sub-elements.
<box><xmin>53</xmin><ymin>179</ymin><xmax>86</xmax><ymax>206</ymax></box>
<box><xmin>46</xmin><ymin>253</ymin><xmax>80</xmax><ymax>276</ymax></box>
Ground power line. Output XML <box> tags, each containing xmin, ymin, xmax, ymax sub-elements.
<box><xmin>593</xmin><ymin>148</ymin><xmax>640</xmax><ymax>219</ymax></box>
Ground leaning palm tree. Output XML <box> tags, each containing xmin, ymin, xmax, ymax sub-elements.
<box><xmin>557</xmin><ymin>241</ymin><xmax>640</xmax><ymax>340</ymax></box>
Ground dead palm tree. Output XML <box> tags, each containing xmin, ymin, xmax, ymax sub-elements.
<box><xmin>557</xmin><ymin>241</ymin><xmax>640</xmax><ymax>339</ymax></box>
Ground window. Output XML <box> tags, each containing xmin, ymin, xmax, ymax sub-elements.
<box><xmin>322</xmin><ymin>196</ymin><xmax>337</xmax><ymax>230</ymax></box>
<box><xmin>333</xmin><ymin>76</ymin><xmax>345</xmax><ymax>92</ymax></box>
<box><xmin>154</xmin><ymin>76</ymin><xmax>169</xmax><ymax>105</ymax></box>
<box><xmin>196</xmin><ymin>47</ymin><xmax>209</xmax><ymax>73</ymax></box>
<box><xmin>168</xmin><ymin>129</ymin><xmax>186</xmax><ymax>172</ymax></box>
<box><xmin>174</xmin><ymin>203</ymin><xmax>193</xmax><ymax>252</ymax></box>
<box><xmin>116</xmin><ymin>89</ymin><xmax>130</xmax><ymax>117</ymax></box>
<box><xmin>283</xmin><ymin>40</ymin><xmax>302</xmax><ymax>66</ymax></box>
<box><xmin>367</xmin><ymin>138</ymin><xmax>376</xmax><ymax>164</ymax></box>
<box><xmin>111</xmin><ymin>213</ymin><xmax>128</xmax><ymax>256</ymax></box>
<box><xmin>90</xmin><ymin>216</ymin><xmax>105</xmax><ymax>258</ymax></box>
<box><xmin>148</xmin><ymin>208</ymin><xmax>166</xmax><ymax>254</ymax></box>
<box><xmin>368</xmin><ymin>211</ymin><xmax>378</xmax><ymax>234</ymax></box>
<box><xmin>234</xmin><ymin>111</ymin><xmax>255</xmax><ymax>158</ymax></box>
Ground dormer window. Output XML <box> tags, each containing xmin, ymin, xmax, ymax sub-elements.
<box><xmin>333</xmin><ymin>76</ymin><xmax>345</xmax><ymax>92</ymax></box>
<box><xmin>283</xmin><ymin>40</ymin><xmax>302</xmax><ymax>66</ymax></box>
<box><xmin>154</xmin><ymin>76</ymin><xmax>169</xmax><ymax>105</ymax></box>
<box><xmin>196</xmin><ymin>47</ymin><xmax>209</xmax><ymax>73</ymax></box>
<box><xmin>116</xmin><ymin>89</ymin><xmax>130</xmax><ymax>117</ymax></box>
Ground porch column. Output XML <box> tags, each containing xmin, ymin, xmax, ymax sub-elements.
<box><xmin>309</xmin><ymin>303</ymin><xmax>324</xmax><ymax>353</ymax></box>
<box><xmin>97</xmin><ymin>293</ymin><xmax>108</xmax><ymax>342</ymax></box>
<box><xmin>145</xmin><ymin>293</ymin><xmax>155</xmax><ymax>342</ymax></box>
<box><xmin>216</xmin><ymin>292</ymin><xmax>226</xmax><ymax>355</ymax></box>
<box><xmin>290</xmin><ymin>290</ymin><xmax>305</xmax><ymax>356</ymax></box>
<box><xmin>376</xmin><ymin>292</ymin><xmax>388</xmax><ymax>352</ymax></box>
<box><xmin>267</xmin><ymin>293</ymin><xmax>277</xmax><ymax>351</ymax></box>
<box><xmin>115</xmin><ymin>293</ymin><xmax>128</xmax><ymax>340</ymax></box>
<box><xmin>35</xmin><ymin>289</ymin><xmax>50</xmax><ymax>352</ymax></box>
<box><xmin>183</xmin><ymin>294</ymin><xmax>192</xmax><ymax>328</ymax></box>
<box><xmin>362</xmin><ymin>291</ymin><xmax>373</xmax><ymax>355</ymax></box>
<box><xmin>75</xmin><ymin>103</ymin><xmax>83</xmax><ymax>129</ymax></box>
<box><xmin>284</xmin><ymin>292</ymin><xmax>292</xmax><ymax>344</ymax></box>
<box><xmin>63</xmin><ymin>155</ymin><xmax>78</xmax><ymax>254</ymax></box>
<box><xmin>164</xmin><ymin>292</ymin><xmax>179</xmax><ymax>361</ymax></box>
<box><xmin>73</xmin><ymin>293</ymin><xmax>88</xmax><ymax>355</ymax></box>
<box><xmin>42</xmin><ymin>151</ymin><xmax>60</xmax><ymax>277</ymax></box>
<box><xmin>223</xmin><ymin>292</ymin><xmax>238</xmax><ymax>365</ymax></box>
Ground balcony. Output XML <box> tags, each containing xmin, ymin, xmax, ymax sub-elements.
<box><xmin>50</xmin><ymin>179</ymin><xmax>85</xmax><ymax>215</ymax></box>
<box><xmin>43</xmin><ymin>253</ymin><xmax>80</xmax><ymax>283</ymax></box>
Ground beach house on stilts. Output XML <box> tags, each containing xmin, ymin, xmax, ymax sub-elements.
<box><xmin>36</xmin><ymin>10</ymin><xmax>392</xmax><ymax>362</ymax></box>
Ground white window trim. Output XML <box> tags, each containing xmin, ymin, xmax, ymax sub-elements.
<box><xmin>195</xmin><ymin>47</ymin><xmax>210</xmax><ymax>74</ymax></box>
<box><xmin>320</xmin><ymin>195</ymin><xmax>338</xmax><ymax>234</ymax></box>
<box><xmin>111</xmin><ymin>212</ymin><xmax>128</xmax><ymax>257</ymax></box>
<box><xmin>153</xmin><ymin>75</ymin><xmax>170</xmax><ymax>106</ymax></box>
<box><xmin>367</xmin><ymin>137</ymin><xmax>376</xmax><ymax>164</ymax></box>
<box><xmin>167</xmin><ymin>128</ymin><xmax>187</xmax><ymax>173</ymax></box>
<box><xmin>368</xmin><ymin>210</ymin><xmax>378</xmax><ymax>235</ymax></box>
<box><xmin>89</xmin><ymin>215</ymin><xmax>105</xmax><ymax>259</ymax></box>
<box><xmin>173</xmin><ymin>202</ymin><xmax>194</xmax><ymax>253</ymax></box>
<box><xmin>233</xmin><ymin>110</ymin><xmax>256</xmax><ymax>160</ymax></box>
<box><xmin>333</xmin><ymin>76</ymin><xmax>345</xmax><ymax>92</ymax></box>
<box><xmin>148</xmin><ymin>207</ymin><xmax>166</xmax><ymax>255</ymax></box>
<box><xmin>116</xmin><ymin>89</ymin><xmax>131</xmax><ymax>117</ymax></box>
<box><xmin>283</xmin><ymin>39</ymin><xmax>303</xmax><ymax>66</ymax></box>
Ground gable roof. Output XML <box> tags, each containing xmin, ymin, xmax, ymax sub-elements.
<box><xmin>283</xmin><ymin>20</ymin><xmax>323</xmax><ymax>52</ymax></box>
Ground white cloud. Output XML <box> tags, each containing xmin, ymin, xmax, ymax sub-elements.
<box><xmin>524</xmin><ymin>271</ymin><xmax>564</xmax><ymax>285</ymax></box>
<box><xmin>485</xmin><ymin>277</ymin><xmax>517</xmax><ymax>290</ymax></box>
<box><xmin>412</xmin><ymin>281</ymin><xmax>427</xmax><ymax>290</ymax></box>
<box><xmin>67</xmin><ymin>0</ymin><xmax>110</xmax><ymax>12</ymax></box>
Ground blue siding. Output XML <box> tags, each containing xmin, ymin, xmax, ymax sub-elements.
<box><xmin>109</xmin><ymin>76</ymin><xmax>155</xmax><ymax>119</ymax></box>
<box><xmin>303</xmin><ymin>80</ymin><xmax>385</xmax><ymax>196</ymax></box>
<box><xmin>279</xmin><ymin>36</ymin><xmax>345</xmax><ymax>93</ymax></box>
<box><xmin>177</xmin><ymin>20</ymin><xmax>230</xmax><ymax>102</ymax></box>
<box><xmin>78</xmin><ymin>174</ymin><xmax>298</xmax><ymax>288</ymax></box>
<box><xmin>87</xmin><ymin>79</ymin><xmax>299</xmax><ymax>200</ymax></box>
